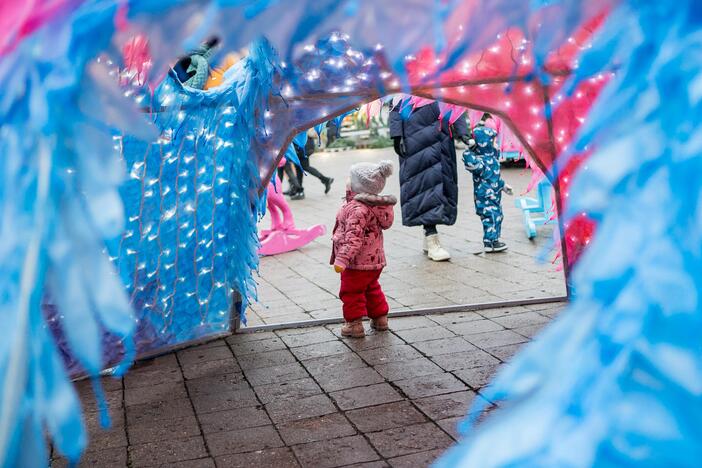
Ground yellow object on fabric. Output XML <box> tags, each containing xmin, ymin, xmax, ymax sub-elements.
<box><xmin>205</xmin><ymin>52</ymin><xmax>243</xmax><ymax>89</ymax></box>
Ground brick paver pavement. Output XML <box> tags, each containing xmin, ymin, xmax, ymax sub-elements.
<box><xmin>56</xmin><ymin>303</ymin><xmax>563</xmax><ymax>468</ymax></box>
<box><xmin>250</xmin><ymin>148</ymin><xmax>567</xmax><ymax>326</ymax></box>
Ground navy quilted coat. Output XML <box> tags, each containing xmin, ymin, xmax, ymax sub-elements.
<box><xmin>389</xmin><ymin>102</ymin><xmax>469</xmax><ymax>227</ymax></box>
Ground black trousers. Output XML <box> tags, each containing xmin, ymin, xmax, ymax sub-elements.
<box><xmin>423</xmin><ymin>224</ymin><xmax>437</xmax><ymax>236</ymax></box>
<box><xmin>277</xmin><ymin>161</ymin><xmax>302</xmax><ymax>192</ymax></box>
<box><xmin>296</xmin><ymin>157</ymin><xmax>329</xmax><ymax>187</ymax></box>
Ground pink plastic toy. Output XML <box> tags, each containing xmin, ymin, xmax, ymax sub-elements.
<box><xmin>258</xmin><ymin>158</ymin><xmax>326</xmax><ymax>256</ymax></box>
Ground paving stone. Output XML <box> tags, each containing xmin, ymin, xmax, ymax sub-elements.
<box><xmin>98</xmin><ymin>376</ymin><xmax>124</xmax><ymax>393</ymax></box>
<box><xmin>85</xmin><ymin>426</ymin><xmax>127</xmax><ymax>451</ymax></box>
<box><xmin>453</xmin><ymin>365</ymin><xmax>500</xmax><ymax>390</ymax></box>
<box><xmin>357</xmin><ymin>345</ymin><xmax>423</xmax><ymax>366</ymax></box>
<box><xmin>124</xmin><ymin>381</ymin><xmax>187</xmax><ymax>406</ymax></box>
<box><xmin>411</xmin><ymin>337</ymin><xmax>476</xmax><ymax>357</ymax></box>
<box><xmin>237</xmin><ymin>350</ymin><xmax>297</xmax><ymax>371</ymax></box>
<box><xmin>394</xmin><ymin>373</ymin><xmax>467</xmax><ymax>399</ymax></box>
<box><xmin>413</xmin><ymin>391</ymin><xmax>484</xmax><ymax>420</ymax></box>
<box><xmin>263</xmin><ymin>313</ymin><xmax>313</xmax><ymax>324</ymax></box>
<box><xmin>128</xmin><ymin>415</ymin><xmax>201</xmax><ymax>445</ymax></box>
<box><xmin>81</xmin><ymin>389</ymin><xmax>123</xmax><ymax>413</ymax></box>
<box><xmin>84</xmin><ymin>405</ymin><xmax>124</xmax><ymax>431</ymax></box>
<box><xmin>277</xmin><ymin>328</ymin><xmax>338</xmax><ymax>347</ymax></box>
<box><xmin>314</xmin><ymin>367</ymin><xmax>385</xmax><ymax>392</ymax></box>
<box><xmin>292</xmin><ymin>435</ymin><xmax>380</xmax><ymax>468</ymax></box>
<box><xmin>444</xmin><ymin>319</ymin><xmax>504</xmax><ymax>336</ymax></box>
<box><xmin>373</xmin><ymin>358</ymin><xmax>444</xmax><ymax>382</ymax></box>
<box><xmin>185</xmin><ymin>372</ymin><xmax>249</xmax><ymax>397</ymax></box>
<box><xmin>368</xmin><ymin>423</ymin><xmax>453</xmax><ymax>458</ymax></box>
<box><xmin>464</xmin><ymin>330</ymin><xmax>529</xmax><ymax>349</ymax></box>
<box><xmin>386</xmin><ymin>316</ymin><xmax>439</xmax><ymax>330</ymax></box>
<box><xmin>487</xmin><ymin>343</ymin><xmax>525</xmax><ymax>362</ymax></box>
<box><xmin>126</xmin><ymin>398</ymin><xmax>194</xmax><ymax>426</ymax></box>
<box><xmin>53</xmin><ymin>447</ymin><xmax>128</xmax><ymax>467</ymax></box>
<box><xmin>387</xmin><ymin>449</ymin><xmax>445</xmax><ymax>468</ymax></box>
<box><xmin>160</xmin><ymin>458</ymin><xmax>215</xmax><ymax>468</ymax></box>
<box><xmin>523</xmin><ymin>302</ymin><xmax>565</xmax><ymax>314</ymax></box>
<box><xmin>226</xmin><ymin>331</ymin><xmax>278</xmax><ymax>344</ymax></box>
<box><xmin>125</xmin><ymin>356</ymin><xmax>182</xmax><ymax>389</ymax></box>
<box><xmin>303</xmin><ymin>353</ymin><xmax>367</xmax><ymax>377</ymax></box>
<box><xmin>215</xmin><ymin>448</ymin><xmax>299</xmax><ymax>468</ymax></box>
<box><xmin>478</xmin><ymin>306</ymin><xmax>532</xmax><ymax>319</ymax></box>
<box><xmin>276</xmin><ymin>412</ymin><xmax>356</xmax><ymax>445</ymax></box>
<box><xmin>329</xmin><ymin>383</ymin><xmax>403</xmax><ymax>411</ymax></box>
<box><xmin>514</xmin><ymin>323</ymin><xmax>547</xmax><ymax>338</ymax></box>
<box><xmin>266</xmin><ymin>394</ymin><xmax>337</xmax><ymax>424</ymax></box>
<box><xmin>290</xmin><ymin>340</ymin><xmax>351</xmax><ymax>361</ymax></box>
<box><xmin>177</xmin><ymin>346</ymin><xmax>233</xmax><ymax>366</ymax></box>
<box><xmin>345</xmin><ymin>401</ymin><xmax>426</xmax><ymax>433</ymax></box>
<box><xmin>436</xmin><ymin>417</ymin><xmax>463</xmax><ymax>440</ymax></box>
<box><xmin>191</xmin><ymin>388</ymin><xmax>258</xmax><ymax>414</ymax></box>
<box><xmin>536</xmin><ymin>307</ymin><xmax>565</xmax><ymax>318</ymax></box>
<box><xmin>205</xmin><ymin>425</ymin><xmax>284</xmax><ymax>456</ymax></box>
<box><xmin>490</xmin><ymin>311</ymin><xmax>551</xmax><ymax>329</ymax></box>
<box><xmin>345</xmin><ymin>332</ymin><xmax>406</xmax><ymax>352</ymax></box>
<box><xmin>182</xmin><ymin>359</ymin><xmax>241</xmax><ymax>381</ymax></box>
<box><xmin>254</xmin><ymin>377</ymin><xmax>322</xmax><ymax>404</ymax></box>
<box><xmin>342</xmin><ymin>462</ymin><xmax>390</xmax><ymax>468</ymax></box>
<box><xmin>229</xmin><ymin>337</ymin><xmax>287</xmax><ymax>356</ymax></box>
<box><xmin>244</xmin><ymin>362</ymin><xmax>309</xmax><ymax>386</ymax></box>
<box><xmin>199</xmin><ymin>406</ymin><xmax>270</xmax><ymax>434</ymax></box>
<box><xmin>428</xmin><ymin>311</ymin><xmax>484</xmax><ymax>326</ymax></box>
<box><xmin>129</xmin><ymin>436</ymin><xmax>207</xmax><ymax>467</ymax></box>
<box><xmin>392</xmin><ymin>326</ymin><xmax>455</xmax><ymax>343</ymax></box>
<box><xmin>429</xmin><ymin>349</ymin><xmax>500</xmax><ymax>372</ymax></box>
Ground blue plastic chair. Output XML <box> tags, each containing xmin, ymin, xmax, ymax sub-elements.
<box><xmin>497</xmin><ymin>131</ymin><xmax>522</xmax><ymax>162</ymax></box>
<box><xmin>500</xmin><ymin>150</ymin><xmax>521</xmax><ymax>162</ymax></box>
<box><xmin>514</xmin><ymin>179</ymin><xmax>553</xmax><ymax>238</ymax></box>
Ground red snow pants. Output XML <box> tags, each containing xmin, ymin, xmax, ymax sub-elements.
<box><xmin>339</xmin><ymin>269</ymin><xmax>389</xmax><ymax>322</ymax></box>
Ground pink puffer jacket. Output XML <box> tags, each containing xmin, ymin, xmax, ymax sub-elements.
<box><xmin>331</xmin><ymin>191</ymin><xmax>397</xmax><ymax>270</ymax></box>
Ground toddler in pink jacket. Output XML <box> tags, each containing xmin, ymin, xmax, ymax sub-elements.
<box><xmin>331</xmin><ymin>160</ymin><xmax>397</xmax><ymax>338</ymax></box>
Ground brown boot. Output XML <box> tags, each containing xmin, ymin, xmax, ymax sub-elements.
<box><xmin>370</xmin><ymin>315</ymin><xmax>389</xmax><ymax>331</ymax></box>
<box><xmin>341</xmin><ymin>320</ymin><xmax>365</xmax><ymax>338</ymax></box>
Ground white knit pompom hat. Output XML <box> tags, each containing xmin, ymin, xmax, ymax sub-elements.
<box><xmin>349</xmin><ymin>160</ymin><xmax>393</xmax><ymax>195</ymax></box>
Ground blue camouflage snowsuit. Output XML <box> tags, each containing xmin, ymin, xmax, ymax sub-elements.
<box><xmin>463</xmin><ymin>124</ymin><xmax>504</xmax><ymax>244</ymax></box>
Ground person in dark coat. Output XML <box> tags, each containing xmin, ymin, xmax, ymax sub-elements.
<box><xmin>389</xmin><ymin>101</ymin><xmax>470</xmax><ymax>261</ymax></box>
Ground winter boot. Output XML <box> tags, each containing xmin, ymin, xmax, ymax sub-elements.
<box><xmin>424</xmin><ymin>234</ymin><xmax>451</xmax><ymax>261</ymax></box>
<box><xmin>324</xmin><ymin>177</ymin><xmax>335</xmax><ymax>194</ymax></box>
<box><xmin>370</xmin><ymin>315</ymin><xmax>389</xmax><ymax>331</ymax></box>
<box><xmin>341</xmin><ymin>320</ymin><xmax>365</xmax><ymax>338</ymax></box>
<box><xmin>484</xmin><ymin>240</ymin><xmax>508</xmax><ymax>253</ymax></box>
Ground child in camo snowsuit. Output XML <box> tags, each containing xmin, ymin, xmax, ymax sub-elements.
<box><xmin>463</xmin><ymin>113</ymin><xmax>512</xmax><ymax>252</ymax></box>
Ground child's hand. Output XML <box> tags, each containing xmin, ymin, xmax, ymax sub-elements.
<box><xmin>503</xmin><ymin>184</ymin><xmax>514</xmax><ymax>196</ymax></box>
<box><xmin>334</xmin><ymin>264</ymin><xmax>345</xmax><ymax>273</ymax></box>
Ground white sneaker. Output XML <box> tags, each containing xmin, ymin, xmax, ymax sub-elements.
<box><xmin>424</xmin><ymin>234</ymin><xmax>451</xmax><ymax>261</ymax></box>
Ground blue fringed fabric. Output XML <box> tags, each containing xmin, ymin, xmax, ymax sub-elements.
<box><xmin>0</xmin><ymin>2</ymin><xmax>142</xmax><ymax>464</ymax></box>
<box><xmin>8</xmin><ymin>0</ymin><xmax>702</xmax><ymax>466</ymax></box>
<box><xmin>435</xmin><ymin>1</ymin><xmax>702</xmax><ymax>466</ymax></box>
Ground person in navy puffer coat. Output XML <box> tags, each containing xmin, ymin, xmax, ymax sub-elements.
<box><xmin>389</xmin><ymin>101</ymin><xmax>470</xmax><ymax>261</ymax></box>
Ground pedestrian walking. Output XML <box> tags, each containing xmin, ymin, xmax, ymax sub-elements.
<box><xmin>293</xmin><ymin>129</ymin><xmax>334</xmax><ymax>198</ymax></box>
<box><xmin>331</xmin><ymin>161</ymin><xmax>396</xmax><ymax>338</ymax></box>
